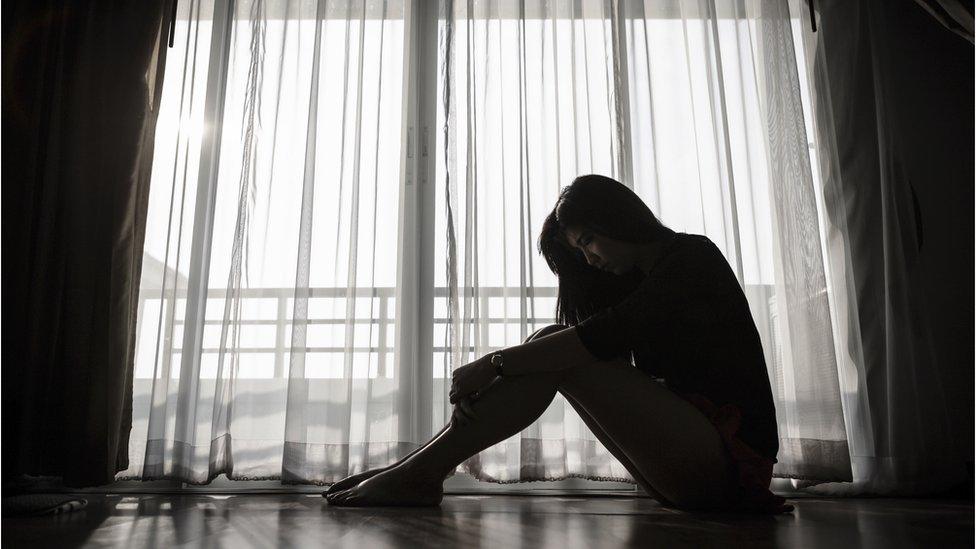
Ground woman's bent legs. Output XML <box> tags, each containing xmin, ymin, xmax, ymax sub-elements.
<box><xmin>519</xmin><ymin>325</ymin><xmax>730</xmax><ymax>508</ymax></box>
<box><xmin>327</xmin><ymin>325</ymin><xmax>733</xmax><ymax>510</ymax></box>
<box><xmin>558</xmin><ymin>389</ymin><xmax>675</xmax><ymax>506</ymax></box>
<box><xmin>558</xmin><ymin>358</ymin><xmax>734</xmax><ymax>510</ymax></box>
<box><xmin>326</xmin><ymin>367</ymin><xmax>565</xmax><ymax>506</ymax></box>
<box><xmin>354</xmin><ymin>325</ymin><xmax>565</xmax><ymax>484</ymax></box>
<box><xmin>518</xmin><ymin>327</ymin><xmax>675</xmax><ymax>505</ymax></box>
<box><xmin>326</xmin><ymin>326</ymin><xmax>568</xmax><ymax>505</ymax></box>
<box><xmin>391</xmin><ymin>367</ymin><xmax>566</xmax><ymax>482</ymax></box>
<box><xmin>325</xmin><ymin>327</ymin><xmax>563</xmax><ymax>497</ymax></box>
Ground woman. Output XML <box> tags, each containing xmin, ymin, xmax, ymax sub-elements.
<box><xmin>325</xmin><ymin>174</ymin><xmax>793</xmax><ymax>514</ymax></box>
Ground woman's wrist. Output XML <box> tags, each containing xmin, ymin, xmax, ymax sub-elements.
<box><xmin>481</xmin><ymin>353</ymin><xmax>499</xmax><ymax>376</ymax></box>
<box><xmin>480</xmin><ymin>352</ymin><xmax>508</xmax><ymax>377</ymax></box>
<box><xmin>480</xmin><ymin>327</ymin><xmax>595</xmax><ymax>377</ymax></box>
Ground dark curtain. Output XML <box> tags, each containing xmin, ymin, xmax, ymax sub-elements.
<box><xmin>2</xmin><ymin>1</ymin><xmax>172</xmax><ymax>487</ymax></box>
<box><xmin>913</xmin><ymin>0</ymin><xmax>974</xmax><ymax>42</ymax></box>
<box><xmin>816</xmin><ymin>0</ymin><xmax>974</xmax><ymax>488</ymax></box>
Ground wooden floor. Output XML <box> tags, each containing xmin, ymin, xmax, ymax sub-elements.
<box><xmin>3</xmin><ymin>492</ymin><xmax>972</xmax><ymax>548</ymax></box>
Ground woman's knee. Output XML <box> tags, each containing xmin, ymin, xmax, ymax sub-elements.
<box><xmin>522</xmin><ymin>323</ymin><xmax>568</xmax><ymax>344</ymax></box>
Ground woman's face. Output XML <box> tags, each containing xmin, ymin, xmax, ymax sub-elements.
<box><xmin>563</xmin><ymin>225</ymin><xmax>636</xmax><ymax>275</ymax></box>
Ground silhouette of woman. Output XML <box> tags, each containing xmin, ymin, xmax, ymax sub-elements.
<box><xmin>325</xmin><ymin>174</ymin><xmax>793</xmax><ymax>514</ymax></box>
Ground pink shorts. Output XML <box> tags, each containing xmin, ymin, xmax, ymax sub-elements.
<box><xmin>677</xmin><ymin>392</ymin><xmax>794</xmax><ymax>514</ymax></box>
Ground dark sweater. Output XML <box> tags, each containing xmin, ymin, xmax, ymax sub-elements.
<box><xmin>575</xmin><ymin>232</ymin><xmax>780</xmax><ymax>462</ymax></box>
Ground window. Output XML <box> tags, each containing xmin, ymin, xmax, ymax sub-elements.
<box><xmin>126</xmin><ymin>0</ymin><xmax>830</xmax><ymax>488</ymax></box>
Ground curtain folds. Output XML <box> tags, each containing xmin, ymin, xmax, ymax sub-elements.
<box><xmin>437</xmin><ymin>0</ymin><xmax>850</xmax><ymax>483</ymax></box>
<box><xmin>791</xmin><ymin>0</ymin><xmax>972</xmax><ymax>495</ymax></box>
<box><xmin>2</xmin><ymin>0</ymin><xmax>172</xmax><ymax>487</ymax></box>
<box><xmin>121</xmin><ymin>0</ymin><xmax>413</xmax><ymax>484</ymax></box>
<box><xmin>123</xmin><ymin>0</ymin><xmax>855</xmax><ymax>486</ymax></box>
<box><xmin>912</xmin><ymin>0</ymin><xmax>975</xmax><ymax>43</ymax></box>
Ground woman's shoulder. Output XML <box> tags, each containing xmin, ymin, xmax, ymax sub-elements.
<box><xmin>663</xmin><ymin>232</ymin><xmax>724</xmax><ymax>263</ymax></box>
<box><xmin>652</xmin><ymin>232</ymin><xmax>737</xmax><ymax>287</ymax></box>
<box><xmin>673</xmin><ymin>231</ymin><xmax>716</xmax><ymax>247</ymax></box>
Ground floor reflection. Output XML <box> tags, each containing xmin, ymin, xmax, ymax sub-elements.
<box><xmin>3</xmin><ymin>493</ymin><xmax>972</xmax><ymax>548</ymax></box>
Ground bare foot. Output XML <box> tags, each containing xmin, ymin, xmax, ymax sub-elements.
<box><xmin>325</xmin><ymin>425</ymin><xmax>451</xmax><ymax>497</ymax></box>
<box><xmin>325</xmin><ymin>465</ymin><xmax>444</xmax><ymax>507</ymax></box>
<box><xmin>324</xmin><ymin>466</ymin><xmax>392</xmax><ymax>497</ymax></box>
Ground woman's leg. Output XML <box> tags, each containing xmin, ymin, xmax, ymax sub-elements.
<box><xmin>326</xmin><ymin>365</ymin><xmax>566</xmax><ymax>505</ymax></box>
<box><xmin>328</xmin><ymin>325</ymin><xmax>734</xmax><ymax>510</ymax></box>
<box><xmin>559</xmin><ymin>390</ymin><xmax>676</xmax><ymax>507</ymax></box>
<box><xmin>325</xmin><ymin>326</ymin><xmax>559</xmax><ymax>497</ymax></box>
<box><xmin>324</xmin><ymin>424</ymin><xmax>450</xmax><ymax>496</ymax></box>
<box><xmin>518</xmin><ymin>326</ymin><xmax>677</xmax><ymax>505</ymax></box>
<box><xmin>557</xmin><ymin>358</ymin><xmax>735</xmax><ymax>510</ymax></box>
<box><xmin>326</xmin><ymin>326</ymin><xmax>569</xmax><ymax>506</ymax></box>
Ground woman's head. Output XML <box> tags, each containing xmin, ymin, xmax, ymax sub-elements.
<box><xmin>538</xmin><ymin>174</ymin><xmax>672</xmax><ymax>326</ymax></box>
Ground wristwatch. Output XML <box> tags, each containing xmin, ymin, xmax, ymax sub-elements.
<box><xmin>490</xmin><ymin>352</ymin><xmax>505</xmax><ymax>377</ymax></box>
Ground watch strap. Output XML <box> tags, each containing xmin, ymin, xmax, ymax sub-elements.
<box><xmin>490</xmin><ymin>352</ymin><xmax>505</xmax><ymax>377</ymax></box>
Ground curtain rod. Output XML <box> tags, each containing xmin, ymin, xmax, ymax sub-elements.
<box><xmin>168</xmin><ymin>0</ymin><xmax>179</xmax><ymax>47</ymax></box>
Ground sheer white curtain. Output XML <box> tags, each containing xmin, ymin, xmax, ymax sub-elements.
<box><xmin>437</xmin><ymin>0</ymin><xmax>851</xmax><ymax>483</ymax></box>
<box><xmin>121</xmin><ymin>0</ymin><xmax>414</xmax><ymax>484</ymax></box>
<box><xmin>121</xmin><ymin>0</ymin><xmax>853</xmax><ymax>486</ymax></box>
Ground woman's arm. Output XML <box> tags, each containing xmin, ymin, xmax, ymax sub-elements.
<box><xmin>486</xmin><ymin>326</ymin><xmax>603</xmax><ymax>376</ymax></box>
<box><xmin>451</xmin><ymin>326</ymin><xmax>603</xmax><ymax>403</ymax></box>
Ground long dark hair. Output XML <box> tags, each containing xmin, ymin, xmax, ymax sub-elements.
<box><xmin>537</xmin><ymin>174</ymin><xmax>672</xmax><ymax>326</ymax></box>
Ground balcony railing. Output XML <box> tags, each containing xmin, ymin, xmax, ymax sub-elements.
<box><xmin>136</xmin><ymin>285</ymin><xmax>559</xmax><ymax>379</ymax></box>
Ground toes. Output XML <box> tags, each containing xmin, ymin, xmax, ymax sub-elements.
<box><xmin>329</xmin><ymin>491</ymin><xmax>364</xmax><ymax>507</ymax></box>
<box><xmin>329</xmin><ymin>495</ymin><xmax>347</xmax><ymax>506</ymax></box>
<box><xmin>326</xmin><ymin>489</ymin><xmax>351</xmax><ymax>504</ymax></box>
<box><xmin>326</xmin><ymin>476</ymin><xmax>358</xmax><ymax>495</ymax></box>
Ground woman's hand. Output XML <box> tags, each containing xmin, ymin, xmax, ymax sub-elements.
<box><xmin>449</xmin><ymin>356</ymin><xmax>496</xmax><ymax>405</ymax></box>
<box><xmin>451</xmin><ymin>396</ymin><xmax>478</xmax><ymax>428</ymax></box>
